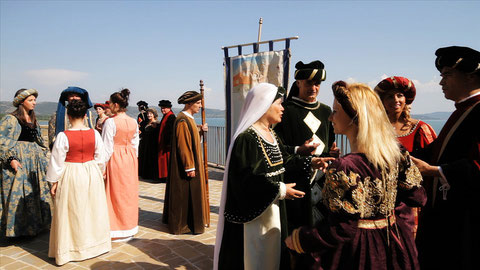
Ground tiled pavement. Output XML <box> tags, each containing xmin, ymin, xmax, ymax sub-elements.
<box><xmin>0</xmin><ymin>168</ymin><xmax>225</xmax><ymax>270</ymax></box>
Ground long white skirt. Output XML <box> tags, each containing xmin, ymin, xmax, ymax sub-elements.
<box><xmin>244</xmin><ymin>199</ymin><xmax>281</xmax><ymax>270</ymax></box>
<box><xmin>48</xmin><ymin>161</ymin><xmax>111</xmax><ymax>265</ymax></box>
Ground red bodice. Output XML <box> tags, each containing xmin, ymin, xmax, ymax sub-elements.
<box><xmin>64</xmin><ymin>129</ymin><xmax>96</xmax><ymax>163</ymax></box>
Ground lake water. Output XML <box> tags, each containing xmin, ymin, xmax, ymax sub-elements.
<box><xmin>41</xmin><ymin>117</ymin><xmax>447</xmax><ymax>135</ymax></box>
<box><xmin>199</xmin><ymin>118</ymin><xmax>447</xmax><ymax>134</ymax></box>
<box><xmin>421</xmin><ymin>119</ymin><xmax>446</xmax><ymax>135</ymax></box>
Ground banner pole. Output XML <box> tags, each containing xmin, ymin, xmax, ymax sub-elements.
<box><xmin>257</xmin><ymin>17</ymin><xmax>263</xmax><ymax>42</ymax></box>
<box><xmin>200</xmin><ymin>80</ymin><xmax>210</xmax><ymax>227</ymax></box>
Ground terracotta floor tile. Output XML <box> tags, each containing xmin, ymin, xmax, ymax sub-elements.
<box><xmin>0</xmin><ymin>169</ymin><xmax>224</xmax><ymax>269</ymax></box>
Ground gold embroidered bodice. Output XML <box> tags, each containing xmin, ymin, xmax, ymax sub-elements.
<box><xmin>322</xmin><ymin>153</ymin><xmax>422</xmax><ymax>219</ymax></box>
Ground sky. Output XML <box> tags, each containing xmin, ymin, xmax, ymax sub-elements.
<box><xmin>1</xmin><ymin>0</ymin><xmax>479</xmax><ymax>114</ymax></box>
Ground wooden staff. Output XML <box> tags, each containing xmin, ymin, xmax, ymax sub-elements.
<box><xmin>200</xmin><ymin>80</ymin><xmax>210</xmax><ymax>226</ymax></box>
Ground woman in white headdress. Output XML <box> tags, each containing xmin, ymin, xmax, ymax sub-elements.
<box><xmin>214</xmin><ymin>83</ymin><xmax>333</xmax><ymax>270</ymax></box>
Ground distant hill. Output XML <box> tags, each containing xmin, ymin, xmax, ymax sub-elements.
<box><xmin>411</xmin><ymin>111</ymin><xmax>452</xmax><ymax>120</ymax></box>
<box><xmin>2</xmin><ymin>101</ymin><xmax>454</xmax><ymax>121</ymax></box>
<box><xmin>0</xmin><ymin>101</ymin><xmax>225</xmax><ymax>119</ymax></box>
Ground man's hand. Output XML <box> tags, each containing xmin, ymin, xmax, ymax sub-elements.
<box><xmin>297</xmin><ymin>138</ymin><xmax>320</xmax><ymax>156</ymax></box>
<box><xmin>329</xmin><ymin>142</ymin><xmax>340</xmax><ymax>158</ymax></box>
<box><xmin>199</xmin><ymin>123</ymin><xmax>208</xmax><ymax>132</ymax></box>
<box><xmin>187</xmin><ymin>170</ymin><xmax>196</xmax><ymax>178</ymax></box>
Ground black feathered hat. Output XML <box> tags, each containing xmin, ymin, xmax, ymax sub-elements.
<box><xmin>287</xmin><ymin>60</ymin><xmax>327</xmax><ymax>100</ymax></box>
<box><xmin>294</xmin><ymin>60</ymin><xmax>327</xmax><ymax>82</ymax></box>
<box><xmin>435</xmin><ymin>46</ymin><xmax>480</xmax><ymax>74</ymax></box>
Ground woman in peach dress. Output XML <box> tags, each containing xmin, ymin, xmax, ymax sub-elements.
<box><xmin>102</xmin><ymin>88</ymin><xmax>140</xmax><ymax>242</ymax></box>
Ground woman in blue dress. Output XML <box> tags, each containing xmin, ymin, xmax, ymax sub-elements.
<box><xmin>0</xmin><ymin>88</ymin><xmax>52</xmax><ymax>237</ymax></box>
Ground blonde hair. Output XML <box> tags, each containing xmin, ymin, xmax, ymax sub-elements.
<box><xmin>347</xmin><ymin>83</ymin><xmax>402</xmax><ymax>171</ymax></box>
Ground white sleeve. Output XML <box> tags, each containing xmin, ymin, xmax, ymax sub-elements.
<box><xmin>94</xmin><ymin>130</ymin><xmax>106</xmax><ymax>172</ymax></box>
<box><xmin>46</xmin><ymin>132</ymin><xmax>69</xmax><ymax>183</ymax></box>
<box><xmin>132</xmin><ymin>123</ymin><xmax>140</xmax><ymax>157</ymax></box>
<box><xmin>102</xmin><ymin>118</ymin><xmax>116</xmax><ymax>163</ymax></box>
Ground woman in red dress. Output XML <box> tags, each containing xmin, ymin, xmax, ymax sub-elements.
<box><xmin>375</xmin><ymin>76</ymin><xmax>437</xmax><ymax>239</ymax></box>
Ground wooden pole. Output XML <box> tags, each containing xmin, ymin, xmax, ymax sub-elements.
<box><xmin>200</xmin><ymin>80</ymin><xmax>210</xmax><ymax>226</ymax></box>
<box><xmin>257</xmin><ymin>17</ymin><xmax>263</xmax><ymax>42</ymax></box>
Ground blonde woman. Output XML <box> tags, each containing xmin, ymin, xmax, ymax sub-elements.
<box><xmin>286</xmin><ymin>81</ymin><xmax>426</xmax><ymax>269</ymax></box>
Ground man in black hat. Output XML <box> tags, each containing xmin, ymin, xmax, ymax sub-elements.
<box><xmin>47</xmin><ymin>87</ymin><xmax>95</xmax><ymax>149</ymax></box>
<box><xmin>136</xmin><ymin>100</ymin><xmax>149</xmax><ymax>133</ymax></box>
<box><xmin>163</xmin><ymin>91</ymin><xmax>209</xmax><ymax>235</ymax></box>
<box><xmin>157</xmin><ymin>100</ymin><xmax>176</xmax><ymax>182</ymax></box>
<box><xmin>411</xmin><ymin>46</ymin><xmax>480</xmax><ymax>269</ymax></box>
<box><xmin>274</xmin><ymin>60</ymin><xmax>336</xmax><ymax>269</ymax></box>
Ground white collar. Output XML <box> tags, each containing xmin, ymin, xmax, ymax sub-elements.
<box><xmin>457</xmin><ymin>91</ymin><xmax>480</xmax><ymax>104</ymax></box>
<box><xmin>292</xmin><ymin>96</ymin><xmax>317</xmax><ymax>104</ymax></box>
<box><xmin>181</xmin><ymin>110</ymin><xmax>194</xmax><ymax>119</ymax></box>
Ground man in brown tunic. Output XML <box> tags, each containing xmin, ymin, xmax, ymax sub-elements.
<box><xmin>162</xmin><ymin>91</ymin><xmax>209</xmax><ymax>234</ymax></box>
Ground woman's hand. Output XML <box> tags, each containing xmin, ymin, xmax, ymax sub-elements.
<box><xmin>410</xmin><ymin>156</ymin><xmax>441</xmax><ymax>177</ymax></box>
<box><xmin>285</xmin><ymin>235</ymin><xmax>295</xmax><ymax>250</ymax></box>
<box><xmin>10</xmin><ymin>160</ymin><xmax>22</xmax><ymax>172</ymax></box>
<box><xmin>285</xmin><ymin>183</ymin><xmax>305</xmax><ymax>200</ymax></box>
<box><xmin>311</xmin><ymin>157</ymin><xmax>335</xmax><ymax>172</ymax></box>
<box><xmin>50</xmin><ymin>182</ymin><xmax>58</xmax><ymax>198</ymax></box>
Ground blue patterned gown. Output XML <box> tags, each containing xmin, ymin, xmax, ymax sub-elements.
<box><xmin>0</xmin><ymin>114</ymin><xmax>52</xmax><ymax>237</ymax></box>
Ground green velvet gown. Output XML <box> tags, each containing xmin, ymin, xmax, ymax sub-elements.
<box><xmin>218</xmin><ymin>127</ymin><xmax>311</xmax><ymax>270</ymax></box>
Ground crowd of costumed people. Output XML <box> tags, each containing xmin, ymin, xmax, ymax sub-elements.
<box><xmin>0</xmin><ymin>45</ymin><xmax>479</xmax><ymax>270</ymax></box>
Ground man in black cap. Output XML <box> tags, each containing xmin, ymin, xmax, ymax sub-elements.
<box><xmin>163</xmin><ymin>91</ymin><xmax>209</xmax><ymax>235</ymax></box>
<box><xmin>136</xmin><ymin>100</ymin><xmax>149</xmax><ymax>133</ymax></box>
<box><xmin>157</xmin><ymin>100</ymin><xmax>176</xmax><ymax>182</ymax></box>
<box><xmin>47</xmin><ymin>87</ymin><xmax>95</xmax><ymax>149</ymax></box>
<box><xmin>274</xmin><ymin>60</ymin><xmax>336</xmax><ymax>269</ymax></box>
<box><xmin>411</xmin><ymin>46</ymin><xmax>480</xmax><ymax>269</ymax></box>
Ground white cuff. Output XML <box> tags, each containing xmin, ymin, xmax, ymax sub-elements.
<box><xmin>185</xmin><ymin>167</ymin><xmax>195</xmax><ymax>172</ymax></box>
<box><xmin>438</xmin><ymin>166</ymin><xmax>448</xmax><ymax>183</ymax></box>
<box><xmin>279</xmin><ymin>182</ymin><xmax>287</xmax><ymax>200</ymax></box>
<box><xmin>294</xmin><ymin>146</ymin><xmax>299</xmax><ymax>154</ymax></box>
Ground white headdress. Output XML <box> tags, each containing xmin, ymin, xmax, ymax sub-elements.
<box><xmin>213</xmin><ymin>83</ymin><xmax>280</xmax><ymax>269</ymax></box>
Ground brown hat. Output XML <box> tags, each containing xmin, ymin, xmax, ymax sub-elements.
<box><xmin>178</xmin><ymin>91</ymin><xmax>202</xmax><ymax>104</ymax></box>
<box><xmin>374</xmin><ymin>76</ymin><xmax>416</xmax><ymax>104</ymax></box>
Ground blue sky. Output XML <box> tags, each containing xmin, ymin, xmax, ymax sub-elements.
<box><xmin>1</xmin><ymin>0</ymin><xmax>479</xmax><ymax>114</ymax></box>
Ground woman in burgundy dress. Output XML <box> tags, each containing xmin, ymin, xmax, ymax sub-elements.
<box><xmin>285</xmin><ymin>81</ymin><xmax>426</xmax><ymax>270</ymax></box>
<box><xmin>375</xmin><ymin>76</ymin><xmax>437</xmax><ymax>239</ymax></box>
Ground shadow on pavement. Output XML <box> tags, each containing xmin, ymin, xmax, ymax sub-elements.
<box><xmin>127</xmin><ymin>238</ymin><xmax>213</xmax><ymax>269</ymax></box>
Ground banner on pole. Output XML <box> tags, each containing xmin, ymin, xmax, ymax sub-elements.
<box><xmin>224</xmin><ymin>48</ymin><xmax>291</xmax><ymax>144</ymax></box>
